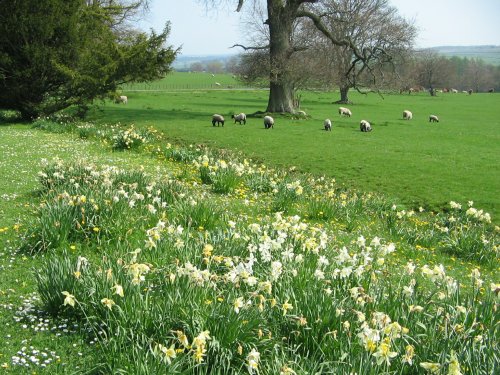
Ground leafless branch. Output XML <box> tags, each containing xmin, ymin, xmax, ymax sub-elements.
<box><xmin>230</xmin><ymin>43</ymin><xmax>270</xmax><ymax>51</ymax></box>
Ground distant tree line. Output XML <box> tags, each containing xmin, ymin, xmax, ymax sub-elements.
<box><xmin>183</xmin><ymin>48</ymin><xmax>499</xmax><ymax>99</ymax></box>
<box><xmin>399</xmin><ymin>51</ymin><xmax>500</xmax><ymax>94</ymax></box>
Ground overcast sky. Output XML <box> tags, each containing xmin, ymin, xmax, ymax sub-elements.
<box><xmin>139</xmin><ymin>0</ymin><xmax>500</xmax><ymax>56</ymax></box>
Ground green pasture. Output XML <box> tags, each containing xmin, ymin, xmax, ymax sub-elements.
<box><xmin>121</xmin><ymin>71</ymin><xmax>242</xmax><ymax>91</ymax></box>
<box><xmin>91</xmin><ymin>83</ymin><xmax>500</xmax><ymax>220</ymax></box>
<box><xmin>0</xmin><ymin>116</ymin><xmax>498</xmax><ymax>373</ymax></box>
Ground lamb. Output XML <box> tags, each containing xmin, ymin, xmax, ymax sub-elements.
<box><xmin>403</xmin><ymin>110</ymin><xmax>413</xmax><ymax>120</ymax></box>
<box><xmin>429</xmin><ymin>115</ymin><xmax>439</xmax><ymax>123</ymax></box>
<box><xmin>212</xmin><ymin>114</ymin><xmax>225</xmax><ymax>127</ymax></box>
<box><xmin>324</xmin><ymin>119</ymin><xmax>332</xmax><ymax>131</ymax></box>
<box><xmin>115</xmin><ymin>95</ymin><xmax>127</xmax><ymax>104</ymax></box>
<box><xmin>231</xmin><ymin>113</ymin><xmax>246</xmax><ymax>125</ymax></box>
<box><xmin>263</xmin><ymin>115</ymin><xmax>274</xmax><ymax>129</ymax></box>
<box><xmin>360</xmin><ymin>120</ymin><xmax>372</xmax><ymax>132</ymax></box>
<box><xmin>339</xmin><ymin>107</ymin><xmax>352</xmax><ymax>117</ymax></box>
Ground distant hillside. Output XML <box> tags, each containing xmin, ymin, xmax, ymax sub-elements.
<box><xmin>172</xmin><ymin>54</ymin><xmax>237</xmax><ymax>71</ymax></box>
<box><xmin>172</xmin><ymin>46</ymin><xmax>500</xmax><ymax>71</ymax></box>
<box><xmin>429</xmin><ymin>45</ymin><xmax>500</xmax><ymax>66</ymax></box>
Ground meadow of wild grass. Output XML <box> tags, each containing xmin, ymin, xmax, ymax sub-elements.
<box><xmin>0</xmin><ymin>110</ymin><xmax>498</xmax><ymax>373</ymax></box>
<box><xmin>90</xmin><ymin>80</ymin><xmax>500</xmax><ymax>221</ymax></box>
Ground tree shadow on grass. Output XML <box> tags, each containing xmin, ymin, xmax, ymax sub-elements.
<box><xmin>88</xmin><ymin>106</ymin><xmax>210</xmax><ymax>125</ymax></box>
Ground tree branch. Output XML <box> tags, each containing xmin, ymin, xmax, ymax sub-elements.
<box><xmin>230</xmin><ymin>43</ymin><xmax>270</xmax><ymax>51</ymax></box>
<box><xmin>236</xmin><ymin>0</ymin><xmax>244</xmax><ymax>12</ymax></box>
<box><xmin>296</xmin><ymin>9</ymin><xmax>365</xmax><ymax>62</ymax></box>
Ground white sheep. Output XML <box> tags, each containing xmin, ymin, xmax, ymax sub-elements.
<box><xmin>231</xmin><ymin>113</ymin><xmax>246</xmax><ymax>125</ymax></box>
<box><xmin>360</xmin><ymin>120</ymin><xmax>372</xmax><ymax>132</ymax></box>
<box><xmin>403</xmin><ymin>110</ymin><xmax>413</xmax><ymax>120</ymax></box>
<box><xmin>263</xmin><ymin>115</ymin><xmax>274</xmax><ymax>129</ymax></box>
<box><xmin>339</xmin><ymin>107</ymin><xmax>352</xmax><ymax>117</ymax></box>
<box><xmin>115</xmin><ymin>95</ymin><xmax>127</xmax><ymax>104</ymax></box>
<box><xmin>429</xmin><ymin>115</ymin><xmax>439</xmax><ymax>123</ymax></box>
<box><xmin>324</xmin><ymin>119</ymin><xmax>332</xmax><ymax>131</ymax></box>
<box><xmin>212</xmin><ymin>114</ymin><xmax>225</xmax><ymax>127</ymax></box>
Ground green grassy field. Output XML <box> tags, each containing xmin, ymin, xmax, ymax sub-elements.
<box><xmin>0</xmin><ymin>119</ymin><xmax>498</xmax><ymax>373</ymax></box>
<box><xmin>91</xmin><ymin>85</ymin><xmax>500</xmax><ymax>221</ymax></box>
<box><xmin>0</xmin><ymin>74</ymin><xmax>498</xmax><ymax>373</ymax></box>
<box><xmin>121</xmin><ymin>71</ymin><xmax>242</xmax><ymax>91</ymax></box>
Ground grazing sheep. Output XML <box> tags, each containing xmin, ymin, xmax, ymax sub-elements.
<box><xmin>451</xmin><ymin>89</ymin><xmax>458</xmax><ymax>93</ymax></box>
<box><xmin>263</xmin><ymin>115</ymin><xmax>274</xmax><ymax>129</ymax></box>
<box><xmin>231</xmin><ymin>113</ymin><xmax>247</xmax><ymax>125</ymax></box>
<box><xmin>324</xmin><ymin>119</ymin><xmax>332</xmax><ymax>131</ymax></box>
<box><xmin>468</xmin><ymin>89</ymin><xmax>473</xmax><ymax>95</ymax></box>
<box><xmin>403</xmin><ymin>110</ymin><xmax>413</xmax><ymax>120</ymax></box>
<box><xmin>212</xmin><ymin>114</ymin><xmax>225</xmax><ymax>127</ymax></box>
<box><xmin>360</xmin><ymin>120</ymin><xmax>372</xmax><ymax>132</ymax></box>
<box><xmin>488</xmin><ymin>88</ymin><xmax>494</xmax><ymax>93</ymax></box>
<box><xmin>429</xmin><ymin>115</ymin><xmax>439</xmax><ymax>123</ymax></box>
<box><xmin>339</xmin><ymin>107</ymin><xmax>352</xmax><ymax>117</ymax></box>
<box><xmin>115</xmin><ymin>95</ymin><xmax>127</xmax><ymax>104</ymax></box>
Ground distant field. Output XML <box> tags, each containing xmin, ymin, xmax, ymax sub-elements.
<box><xmin>122</xmin><ymin>71</ymin><xmax>243</xmax><ymax>91</ymax></box>
<box><xmin>431</xmin><ymin>45</ymin><xmax>500</xmax><ymax>66</ymax></box>
<box><xmin>91</xmin><ymin>82</ymin><xmax>500</xmax><ymax>220</ymax></box>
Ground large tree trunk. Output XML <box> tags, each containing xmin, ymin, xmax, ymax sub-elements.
<box><xmin>335</xmin><ymin>86</ymin><xmax>351</xmax><ymax>104</ymax></box>
<box><xmin>265</xmin><ymin>0</ymin><xmax>296</xmax><ymax>113</ymax></box>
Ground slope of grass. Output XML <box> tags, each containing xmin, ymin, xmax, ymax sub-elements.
<box><xmin>0</xmin><ymin>120</ymin><xmax>498</xmax><ymax>373</ymax></box>
<box><xmin>89</xmin><ymin>88</ymin><xmax>500</xmax><ymax>221</ymax></box>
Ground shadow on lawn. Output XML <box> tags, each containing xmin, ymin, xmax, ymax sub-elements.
<box><xmin>89</xmin><ymin>106</ymin><xmax>210</xmax><ymax>124</ymax></box>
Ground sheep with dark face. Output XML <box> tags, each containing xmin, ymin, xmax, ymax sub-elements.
<box><xmin>339</xmin><ymin>107</ymin><xmax>352</xmax><ymax>117</ymax></box>
<box><xmin>360</xmin><ymin>120</ymin><xmax>372</xmax><ymax>132</ymax></box>
<box><xmin>212</xmin><ymin>114</ymin><xmax>225</xmax><ymax>127</ymax></box>
<box><xmin>231</xmin><ymin>113</ymin><xmax>246</xmax><ymax>125</ymax></box>
<box><xmin>429</xmin><ymin>115</ymin><xmax>439</xmax><ymax>123</ymax></box>
<box><xmin>324</xmin><ymin>119</ymin><xmax>332</xmax><ymax>131</ymax></box>
<box><xmin>263</xmin><ymin>115</ymin><xmax>274</xmax><ymax>129</ymax></box>
<box><xmin>403</xmin><ymin>110</ymin><xmax>413</xmax><ymax>120</ymax></box>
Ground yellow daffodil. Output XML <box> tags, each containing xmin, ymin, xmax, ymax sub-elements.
<box><xmin>101</xmin><ymin>298</ymin><xmax>115</xmax><ymax>310</ymax></box>
<box><xmin>372</xmin><ymin>342</ymin><xmax>397</xmax><ymax>366</ymax></box>
<box><xmin>62</xmin><ymin>291</ymin><xmax>76</xmax><ymax>307</ymax></box>
<box><xmin>420</xmin><ymin>362</ymin><xmax>441</xmax><ymax>373</ymax></box>
<box><xmin>112</xmin><ymin>284</ymin><xmax>124</xmax><ymax>297</ymax></box>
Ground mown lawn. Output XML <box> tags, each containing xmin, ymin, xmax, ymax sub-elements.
<box><xmin>90</xmin><ymin>87</ymin><xmax>500</xmax><ymax>221</ymax></box>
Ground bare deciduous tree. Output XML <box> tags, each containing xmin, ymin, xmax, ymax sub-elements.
<box><xmin>414</xmin><ymin>50</ymin><xmax>452</xmax><ymax>95</ymax></box>
<box><xmin>305</xmin><ymin>0</ymin><xmax>416</xmax><ymax>103</ymax></box>
<box><xmin>201</xmin><ymin>0</ymin><xmax>409</xmax><ymax>113</ymax></box>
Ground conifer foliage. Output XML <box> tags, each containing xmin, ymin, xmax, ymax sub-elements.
<box><xmin>0</xmin><ymin>0</ymin><xmax>178</xmax><ymax>119</ymax></box>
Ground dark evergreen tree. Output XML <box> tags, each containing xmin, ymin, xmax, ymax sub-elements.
<box><xmin>0</xmin><ymin>0</ymin><xmax>178</xmax><ymax>119</ymax></box>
